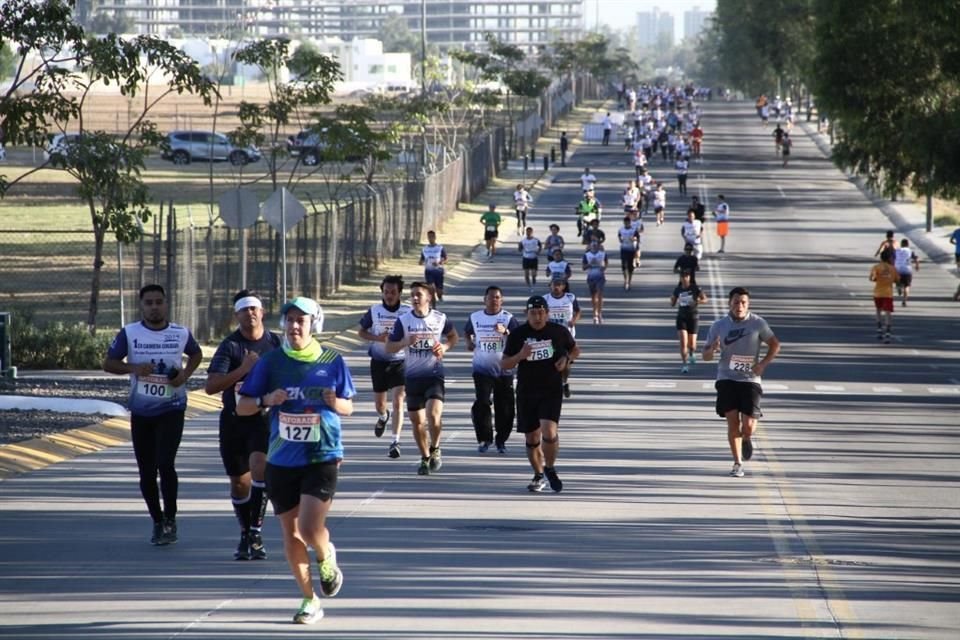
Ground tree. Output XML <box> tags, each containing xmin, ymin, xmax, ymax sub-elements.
<box><xmin>452</xmin><ymin>33</ymin><xmax>550</xmax><ymax>157</ymax></box>
<box><xmin>230</xmin><ymin>37</ymin><xmax>343</xmax><ymax>193</ymax></box>
<box><xmin>0</xmin><ymin>42</ymin><xmax>15</xmax><ymax>80</ymax></box>
<box><xmin>811</xmin><ymin>0</ymin><xmax>960</xmax><ymax>225</ymax></box>
<box><xmin>377</xmin><ymin>13</ymin><xmax>419</xmax><ymax>56</ymax></box>
<box><xmin>0</xmin><ymin>0</ymin><xmax>216</xmax><ymax>333</ymax></box>
<box><xmin>89</xmin><ymin>10</ymin><xmax>135</xmax><ymax>35</ymax></box>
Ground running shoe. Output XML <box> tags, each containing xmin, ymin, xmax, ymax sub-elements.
<box><xmin>234</xmin><ymin>531</ymin><xmax>250</xmax><ymax>560</ymax></box>
<box><xmin>742</xmin><ymin>438</ymin><xmax>753</xmax><ymax>461</ymax></box>
<box><xmin>248</xmin><ymin>530</ymin><xmax>267</xmax><ymax>560</ymax></box>
<box><xmin>883</xmin><ymin>334</ymin><xmax>891</xmax><ymax>344</ymax></box>
<box><xmin>563</xmin><ymin>383</ymin><xmax>571</xmax><ymax>398</ymax></box>
<box><xmin>388</xmin><ymin>442</ymin><xmax>401</xmax><ymax>459</ymax></box>
<box><xmin>681</xmin><ymin>364</ymin><xmax>689</xmax><ymax>374</ymax></box>
<box><xmin>544</xmin><ymin>467</ymin><xmax>563</xmax><ymax>493</ymax></box>
<box><xmin>374</xmin><ymin>411</ymin><xmax>390</xmax><ymax>438</ymax></box>
<box><xmin>729</xmin><ymin>463</ymin><xmax>745</xmax><ymax>478</ymax></box>
<box><xmin>478</xmin><ymin>441</ymin><xmax>491</xmax><ymax>454</ymax></box>
<box><xmin>318</xmin><ymin>543</ymin><xmax>343</xmax><ymax>597</ymax></box>
<box><xmin>417</xmin><ymin>457</ymin><xmax>431</xmax><ymax>476</ymax></box>
<box><xmin>429</xmin><ymin>447</ymin><xmax>443</xmax><ymax>472</ymax></box>
<box><xmin>151</xmin><ymin>522</ymin><xmax>168</xmax><ymax>546</ymax></box>
<box><xmin>688</xmin><ymin>352</ymin><xmax>697</xmax><ymax>365</ymax></box>
<box><xmin>162</xmin><ymin>517</ymin><xmax>178</xmax><ymax>544</ymax></box>
<box><xmin>293</xmin><ymin>596</ymin><xmax>323</xmax><ymax>624</ymax></box>
<box><xmin>527</xmin><ymin>473</ymin><xmax>547</xmax><ymax>492</ymax></box>
<box><xmin>496</xmin><ymin>443</ymin><xmax>507</xmax><ymax>455</ymax></box>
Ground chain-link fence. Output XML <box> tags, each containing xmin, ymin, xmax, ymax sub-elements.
<box><xmin>1</xmin><ymin>77</ymin><xmax>598</xmax><ymax>340</ymax></box>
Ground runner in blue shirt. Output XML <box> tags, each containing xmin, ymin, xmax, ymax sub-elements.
<box><xmin>237</xmin><ymin>297</ymin><xmax>354</xmax><ymax>624</ymax></box>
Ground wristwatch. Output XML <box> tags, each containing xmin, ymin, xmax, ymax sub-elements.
<box><xmin>255</xmin><ymin>396</ymin><xmax>264</xmax><ymax>408</ymax></box>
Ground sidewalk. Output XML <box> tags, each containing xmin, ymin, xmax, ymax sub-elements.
<box><xmin>0</xmin><ymin>100</ymin><xmax>608</xmax><ymax>479</ymax></box>
<box><xmin>799</xmin><ymin>120</ymin><xmax>959</xmax><ymax>276</ymax></box>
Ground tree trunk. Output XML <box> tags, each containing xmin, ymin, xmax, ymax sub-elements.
<box><xmin>87</xmin><ymin>214</ymin><xmax>107</xmax><ymax>335</ymax></box>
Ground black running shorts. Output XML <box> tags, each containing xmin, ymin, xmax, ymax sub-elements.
<box><xmin>266</xmin><ymin>460</ymin><xmax>339</xmax><ymax>515</ymax></box>
<box><xmin>370</xmin><ymin>359</ymin><xmax>405</xmax><ymax>393</ymax></box>
<box><xmin>715</xmin><ymin>380</ymin><xmax>763</xmax><ymax>418</ymax></box>
<box><xmin>522</xmin><ymin>258</ymin><xmax>539</xmax><ymax>271</ymax></box>
<box><xmin>516</xmin><ymin>392</ymin><xmax>563</xmax><ymax>432</ymax></box>
<box><xmin>405</xmin><ymin>376</ymin><xmax>445</xmax><ymax>411</ymax></box>
<box><xmin>219</xmin><ymin>412</ymin><xmax>269</xmax><ymax>477</ymax></box>
<box><xmin>675</xmin><ymin>314</ymin><xmax>699</xmax><ymax>333</ymax></box>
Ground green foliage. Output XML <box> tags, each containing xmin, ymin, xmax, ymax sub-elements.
<box><xmin>0</xmin><ymin>0</ymin><xmax>217</xmax><ymax>333</ymax></box>
<box><xmin>89</xmin><ymin>10</ymin><xmax>135</xmax><ymax>35</ymax></box>
<box><xmin>11</xmin><ymin>312</ymin><xmax>113</xmax><ymax>369</ymax></box>
<box><xmin>377</xmin><ymin>13</ymin><xmax>419</xmax><ymax>57</ymax></box>
<box><xmin>812</xmin><ymin>0</ymin><xmax>960</xmax><ymax>201</ymax></box>
<box><xmin>0</xmin><ymin>41</ymin><xmax>15</xmax><ymax>79</ymax></box>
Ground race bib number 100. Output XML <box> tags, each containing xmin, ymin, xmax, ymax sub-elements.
<box><xmin>137</xmin><ymin>374</ymin><xmax>170</xmax><ymax>399</ymax></box>
<box><xmin>278</xmin><ymin>412</ymin><xmax>321</xmax><ymax>443</ymax></box>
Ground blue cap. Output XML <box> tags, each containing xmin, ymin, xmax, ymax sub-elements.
<box><xmin>280</xmin><ymin>296</ymin><xmax>320</xmax><ymax>317</ymax></box>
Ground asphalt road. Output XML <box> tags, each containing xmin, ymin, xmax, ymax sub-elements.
<box><xmin>1</xmin><ymin>101</ymin><xmax>958</xmax><ymax>639</ymax></box>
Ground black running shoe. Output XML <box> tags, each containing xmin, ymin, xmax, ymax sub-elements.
<box><xmin>162</xmin><ymin>517</ymin><xmax>178</xmax><ymax>544</ymax></box>
<box><xmin>429</xmin><ymin>446</ymin><xmax>442</xmax><ymax>472</ymax></box>
<box><xmin>417</xmin><ymin>457</ymin><xmax>431</xmax><ymax>476</ymax></box>
<box><xmin>151</xmin><ymin>522</ymin><xmax>168</xmax><ymax>546</ymax></box>
<box><xmin>234</xmin><ymin>531</ymin><xmax>251</xmax><ymax>560</ymax></box>
<box><xmin>544</xmin><ymin>467</ymin><xmax>563</xmax><ymax>493</ymax></box>
<box><xmin>374</xmin><ymin>411</ymin><xmax>390</xmax><ymax>438</ymax></box>
<box><xmin>388</xmin><ymin>442</ymin><xmax>401</xmax><ymax>459</ymax></box>
<box><xmin>248</xmin><ymin>530</ymin><xmax>267</xmax><ymax>560</ymax></box>
<box><xmin>563</xmin><ymin>383</ymin><xmax>571</xmax><ymax>398</ymax></box>
<box><xmin>742</xmin><ymin>438</ymin><xmax>753</xmax><ymax>461</ymax></box>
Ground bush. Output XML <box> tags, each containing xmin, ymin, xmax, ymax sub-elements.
<box><xmin>934</xmin><ymin>213</ymin><xmax>960</xmax><ymax>228</ymax></box>
<box><xmin>11</xmin><ymin>311</ymin><xmax>113</xmax><ymax>370</ymax></box>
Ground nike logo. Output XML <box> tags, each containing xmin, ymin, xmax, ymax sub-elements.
<box><xmin>724</xmin><ymin>329</ymin><xmax>746</xmax><ymax>345</ymax></box>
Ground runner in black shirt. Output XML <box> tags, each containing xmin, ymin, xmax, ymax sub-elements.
<box><xmin>501</xmin><ymin>295</ymin><xmax>579</xmax><ymax>493</ymax></box>
<box><xmin>673</xmin><ymin>243</ymin><xmax>700</xmax><ymax>285</ymax></box>
<box><xmin>670</xmin><ymin>272</ymin><xmax>707</xmax><ymax>374</ymax></box>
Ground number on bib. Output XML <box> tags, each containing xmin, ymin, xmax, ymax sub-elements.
<box><xmin>526</xmin><ymin>339</ymin><xmax>554</xmax><ymax>361</ymax></box>
<box><xmin>278</xmin><ymin>412</ymin><xmax>321</xmax><ymax>443</ymax></box>
<box><xmin>729</xmin><ymin>355</ymin><xmax>754</xmax><ymax>373</ymax></box>
<box><xmin>137</xmin><ymin>374</ymin><xmax>170</xmax><ymax>399</ymax></box>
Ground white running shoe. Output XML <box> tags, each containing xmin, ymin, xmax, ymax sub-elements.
<box><xmin>729</xmin><ymin>463</ymin><xmax>745</xmax><ymax>478</ymax></box>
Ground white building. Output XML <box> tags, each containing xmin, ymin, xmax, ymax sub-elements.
<box><xmin>636</xmin><ymin>7</ymin><xmax>674</xmax><ymax>49</ymax></box>
<box><xmin>309</xmin><ymin>38</ymin><xmax>413</xmax><ymax>89</ymax></box>
<box><xmin>683</xmin><ymin>6</ymin><xmax>712</xmax><ymax>41</ymax></box>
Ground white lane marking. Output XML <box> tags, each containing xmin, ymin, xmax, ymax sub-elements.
<box><xmin>911</xmin><ymin>349</ymin><xmax>921</xmax><ymax>356</ymax></box>
<box><xmin>950</xmin><ymin>378</ymin><xmax>960</xmax><ymax>385</ymax></box>
<box><xmin>646</xmin><ymin>381</ymin><xmax>677</xmax><ymax>389</ymax></box>
<box><xmin>872</xmin><ymin>386</ymin><xmax>902</xmax><ymax>393</ymax></box>
<box><xmin>848</xmin><ymin>292</ymin><xmax>856</xmax><ymax>297</ymax></box>
<box><xmin>590</xmin><ymin>383</ymin><xmax>621</xmax><ymax>388</ymax></box>
<box><xmin>928</xmin><ymin>387</ymin><xmax>960</xmax><ymax>394</ymax></box>
<box><xmin>814</xmin><ymin>384</ymin><xmax>846</xmax><ymax>392</ymax></box>
<box><xmin>840</xmin><ymin>282</ymin><xmax>848</xmax><ymax>288</ymax></box>
<box><xmin>764</xmin><ymin>383</ymin><xmax>790</xmax><ymax>391</ymax></box>
<box><xmin>702</xmin><ymin>382</ymin><xmax>714</xmax><ymax>390</ymax></box>
<box><xmin>777</xmin><ymin>185</ymin><xmax>787</xmax><ymax>199</ymax></box>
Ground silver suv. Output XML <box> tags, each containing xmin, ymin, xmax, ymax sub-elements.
<box><xmin>162</xmin><ymin>130</ymin><xmax>261</xmax><ymax>166</ymax></box>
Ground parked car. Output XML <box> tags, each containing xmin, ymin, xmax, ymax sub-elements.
<box><xmin>44</xmin><ymin>133</ymin><xmax>83</xmax><ymax>162</ymax></box>
<box><xmin>286</xmin><ymin>129</ymin><xmax>363</xmax><ymax>166</ymax></box>
<box><xmin>161</xmin><ymin>130</ymin><xmax>261</xmax><ymax>166</ymax></box>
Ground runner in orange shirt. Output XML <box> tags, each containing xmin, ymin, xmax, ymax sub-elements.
<box><xmin>869</xmin><ymin>248</ymin><xmax>900</xmax><ymax>343</ymax></box>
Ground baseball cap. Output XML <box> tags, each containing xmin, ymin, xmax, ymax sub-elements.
<box><xmin>526</xmin><ymin>295</ymin><xmax>548</xmax><ymax>310</ymax></box>
<box><xmin>281</xmin><ymin>296</ymin><xmax>320</xmax><ymax>317</ymax></box>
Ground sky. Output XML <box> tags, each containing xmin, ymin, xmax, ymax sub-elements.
<box><xmin>587</xmin><ymin>0</ymin><xmax>718</xmax><ymax>41</ymax></box>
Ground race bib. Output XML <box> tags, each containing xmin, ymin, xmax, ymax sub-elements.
<box><xmin>409</xmin><ymin>332</ymin><xmax>435</xmax><ymax>353</ymax></box>
<box><xmin>549</xmin><ymin>310</ymin><xmax>568</xmax><ymax>324</ymax></box>
<box><xmin>526</xmin><ymin>339</ymin><xmax>554</xmax><ymax>362</ymax></box>
<box><xmin>376</xmin><ymin>320</ymin><xmax>396</xmax><ymax>335</ymax></box>
<box><xmin>729</xmin><ymin>355</ymin><xmax>754</xmax><ymax>374</ymax></box>
<box><xmin>486</xmin><ymin>225</ymin><xmax>498</xmax><ymax>232</ymax></box>
<box><xmin>678</xmin><ymin>292</ymin><xmax>694</xmax><ymax>307</ymax></box>
<box><xmin>478</xmin><ymin>336</ymin><xmax>503</xmax><ymax>353</ymax></box>
<box><xmin>278</xmin><ymin>412</ymin><xmax>322</xmax><ymax>443</ymax></box>
<box><xmin>137</xmin><ymin>374</ymin><xmax>171</xmax><ymax>399</ymax></box>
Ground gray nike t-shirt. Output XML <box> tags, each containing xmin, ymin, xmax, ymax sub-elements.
<box><xmin>704</xmin><ymin>312</ymin><xmax>775</xmax><ymax>384</ymax></box>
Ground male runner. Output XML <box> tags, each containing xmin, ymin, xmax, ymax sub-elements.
<box><xmin>893</xmin><ymin>238</ymin><xmax>920</xmax><ymax>306</ymax></box>
<box><xmin>464</xmin><ymin>286</ymin><xmax>519</xmax><ymax>454</ymax></box>
<box><xmin>518</xmin><ymin>226</ymin><xmax>543</xmax><ymax>292</ymax></box>
<box><xmin>419</xmin><ymin>231</ymin><xmax>448</xmax><ymax>301</ymax></box>
<box><xmin>386</xmin><ymin>282</ymin><xmax>459</xmax><ymax>475</ymax></box>
<box><xmin>513</xmin><ymin>184</ymin><xmax>532</xmax><ymax>235</ymax></box>
<box><xmin>545</xmin><ymin>276</ymin><xmax>581</xmax><ymax>398</ymax></box>
<box><xmin>670</xmin><ymin>272</ymin><xmax>707</xmax><ymax>373</ymax></box>
<box><xmin>479</xmin><ymin>204</ymin><xmax>502</xmax><ymax>259</ymax></box>
<box><xmin>357</xmin><ymin>275</ymin><xmax>411</xmax><ymax>459</ymax></box>
<box><xmin>545</xmin><ymin>249</ymin><xmax>573</xmax><ymax>285</ymax></box>
<box><xmin>575</xmin><ymin>191</ymin><xmax>602</xmax><ymax>238</ymax></box>
<box><xmin>501</xmin><ymin>295</ymin><xmax>580</xmax><ymax>493</ymax></box>
<box><xmin>103</xmin><ymin>284</ymin><xmax>203</xmax><ymax>546</ymax></box>
<box><xmin>205</xmin><ymin>289</ymin><xmax>282</xmax><ymax>560</ymax></box>
<box><xmin>870</xmin><ymin>248</ymin><xmax>900</xmax><ymax>343</ymax></box>
<box><xmin>544</xmin><ymin>223</ymin><xmax>565</xmax><ymax>256</ymax></box>
<box><xmin>681</xmin><ymin>209</ymin><xmax>704</xmax><ymax>259</ymax></box>
<box><xmin>703</xmin><ymin>287</ymin><xmax>781</xmax><ymax>478</ymax></box>
<box><xmin>653</xmin><ymin>182</ymin><xmax>667</xmax><ymax>226</ymax></box>
<box><xmin>617</xmin><ymin>215</ymin><xmax>640</xmax><ymax>290</ymax></box>
<box><xmin>580</xmin><ymin>167</ymin><xmax>597</xmax><ymax>194</ymax></box>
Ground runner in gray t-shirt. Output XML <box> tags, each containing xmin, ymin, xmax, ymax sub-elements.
<box><xmin>703</xmin><ymin>287</ymin><xmax>781</xmax><ymax>478</ymax></box>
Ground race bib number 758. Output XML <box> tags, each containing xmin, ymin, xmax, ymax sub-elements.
<box><xmin>526</xmin><ymin>339</ymin><xmax>554</xmax><ymax>362</ymax></box>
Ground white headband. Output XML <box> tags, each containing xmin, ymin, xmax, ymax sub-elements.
<box><xmin>234</xmin><ymin>296</ymin><xmax>262</xmax><ymax>312</ymax></box>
